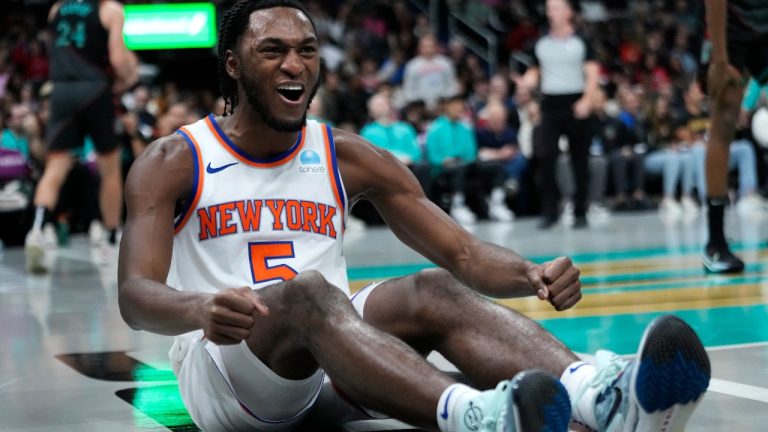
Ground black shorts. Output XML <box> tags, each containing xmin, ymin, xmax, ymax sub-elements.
<box><xmin>727</xmin><ymin>15</ymin><xmax>768</xmax><ymax>84</ymax></box>
<box><xmin>47</xmin><ymin>81</ymin><xmax>118</xmax><ymax>154</ymax></box>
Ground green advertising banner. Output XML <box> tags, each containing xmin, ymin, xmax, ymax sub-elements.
<box><xmin>123</xmin><ymin>3</ymin><xmax>217</xmax><ymax>50</ymax></box>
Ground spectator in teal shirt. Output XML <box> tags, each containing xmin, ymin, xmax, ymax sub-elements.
<box><xmin>1</xmin><ymin>104</ymin><xmax>33</xmax><ymax>160</ymax></box>
<box><xmin>362</xmin><ymin>93</ymin><xmax>422</xmax><ymax>163</ymax></box>
<box><xmin>742</xmin><ymin>78</ymin><xmax>768</xmax><ymax>112</ymax></box>
<box><xmin>424</xmin><ymin>95</ymin><xmax>479</xmax><ymax>224</ymax></box>
<box><xmin>361</xmin><ymin>93</ymin><xmax>432</xmax><ymax>194</ymax></box>
<box><xmin>426</xmin><ymin>96</ymin><xmax>478</xmax><ymax>173</ymax></box>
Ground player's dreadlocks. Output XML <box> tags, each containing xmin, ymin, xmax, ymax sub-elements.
<box><xmin>217</xmin><ymin>0</ymin><xmax>317</xmax><ymax>116</ymax></box>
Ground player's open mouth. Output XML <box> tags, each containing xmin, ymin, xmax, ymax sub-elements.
<box><xmin>277</xmin><ymin>84</ymin><xmax>305</xmax><ymax>103</ymax></box>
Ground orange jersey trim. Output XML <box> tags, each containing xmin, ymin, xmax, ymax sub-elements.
<box><xmin>174</xmin><ymin>127</ymin><xmax>205</xmax><ymax>234</ymax></box>
<box><xmin>321</xmin><ymin>124</ymin><xmax>346</xmax><ymax>231</ymax></box>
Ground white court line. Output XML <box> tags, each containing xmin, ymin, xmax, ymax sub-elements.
<box><xmin>705</xmin><ymin>341</ymin><xmax>768</xmax><ymax>352</ymax></box>
<box><xmin>0</xmin><ymin>377</ymin><xmax>21</xmax><ymax>390</ymax></box>
<box><xmin>708</xmin><ymin>378</ymin><xmax>768</xmax><ymax>404</ymax></box>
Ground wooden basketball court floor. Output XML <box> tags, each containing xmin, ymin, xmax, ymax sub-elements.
<box><xmin>2</xmin><ymin>211</ymin><xmax>767</xmax><ymax>431</ymax></box>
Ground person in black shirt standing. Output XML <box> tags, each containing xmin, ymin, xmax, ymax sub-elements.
<box><xmin>25</xmin><ymin>0</ymin><xmax>137</xmax><ymax>273</ymax></box>
<box><xmin>701</xmin><ymin>0</ymin><xmax>768</xmax><ymax>273</ymax></box>
<box><xmin>520</xmin><ymin>0</ymin><xmax>599</xmax><ymax>229</ymax></box>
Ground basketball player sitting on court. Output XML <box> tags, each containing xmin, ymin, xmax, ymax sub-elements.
<box><xmin>117</xmin><ymin>1</ymin><xmax>711</xmax><ymax>431</ymax></box>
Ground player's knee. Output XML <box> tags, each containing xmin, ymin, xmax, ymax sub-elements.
<box><xmin>284</xmin><ymin>270</ymin><xmax>338</xmax><ymax>305</ymax></box>
<box><xmin>290</xmin><ymin>269</ymin><xmax>326</xmax><ymax>288</ymax></box>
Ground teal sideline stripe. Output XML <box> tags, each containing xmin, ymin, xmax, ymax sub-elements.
<box><xmin>528</xmin><ymin>240</ymin><xmax>768</xmax><ymax>264</ymax></box>
<box><xmin>540</xmin><ymin>304</ymin><xmax>768</xmax><ymax>355</ymax></box>
<box><xmin>346</xmin><ymin>241</ymin><xmax>768</xmax><ymax>282</ymax></box>
<box><xmin>347</xmin><ymin>263</ymin><xmax>434</xmax><ymax>280</ymax></box>
<box><xmin>580</xmin><ymin>263</ymin><xmax>766</xmax><ymax>286</ymax></box>
<box><xmin>585</xmin><ymin>272</ymin><xmax>768</xmax><ymax>294</ymax></box>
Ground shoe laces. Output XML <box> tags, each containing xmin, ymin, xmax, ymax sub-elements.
<box><xmin>574</xmin><ymin>350</ymin><xmax>628</xmax><ymax>405</ymax></box>
<box><xmin>469</xmin><ymin>381</ymin><xmax>510</xmax><ymax>431</ymax></box>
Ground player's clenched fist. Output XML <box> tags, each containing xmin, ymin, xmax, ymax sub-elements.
<box><xmin>525</xmin><ymin>257</ymin><xmax>582</xmax><ymax>311</ymax></box>
<box><xmin>199</xmin><ymin>287</ymin><xmax>270</xmax><ymax>345</ymax></box>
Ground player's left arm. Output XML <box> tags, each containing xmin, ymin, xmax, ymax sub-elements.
<box><xmin>335</xmin><ymin>129</ymin><xmax>582</xmax><ymax>310</ymax></box>
<box><xmin>101</xmin><ymin>0</ymin><xmax>138</xmax><ymax>92</ymax></box>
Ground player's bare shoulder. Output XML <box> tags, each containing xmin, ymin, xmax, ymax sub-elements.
<box><xmin>136</xmin><ymin>133</ymin><xmax>191</xmax><ymax>170</ymax></box>
<box><xmin>126</xmin><ymin>133</ymin><xmax>195</xmax><ymax>203</ymax></box>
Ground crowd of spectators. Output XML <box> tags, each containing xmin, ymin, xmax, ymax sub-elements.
<box><xmin>2</xmin><ymin>0</ymin><xmax>768</xmax><ymax>242</ymax></box>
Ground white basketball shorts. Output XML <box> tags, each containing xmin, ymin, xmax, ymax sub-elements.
<box><xmin>170</xmin><ymin>281</ymin><xmax>383</xmax><ymax>431</ymax></box>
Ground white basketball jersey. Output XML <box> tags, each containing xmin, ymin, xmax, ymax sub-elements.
<box><xmin>167</xmin><ymin>115</ymin><xmax>349</xmax><ymax>295</ymax></box>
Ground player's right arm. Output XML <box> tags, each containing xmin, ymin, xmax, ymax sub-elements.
<box><xmin>705</xmin><ymin>0</ymin><xmax>742</xmax><ymax>100</ymax></box>
<box><xmin>118</xmin><ymin>135</ymin><xmax>267</xmax><ymax>344</ymax></box>
<box><xmin>706</xmin><ymin>0</ymin><xmax>729</xmax><ymax>65</ymax></box>
<box><xmin>100</xmin><ymin>0</ymin><xmax>138</xmax><ymax>91</ymax></box>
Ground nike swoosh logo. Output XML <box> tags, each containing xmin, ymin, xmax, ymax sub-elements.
<box><xmin>440</xmin><ymin>386</ymin><xmax>457</xmax><ymax>420</ymax></box>
<box><xmin>206</xmin><ymin>162</ymin><xmax>238</xmax><ymax>174</ymax></box>
<box><xmin>606</xmin><ymin>387</ymin><xmax>623</xmax><ymax>424</ymax></box>
<box><xmin>569</xmin><ymin>362</ymin><xmax>588</xmax><ymax>373</ymax></box>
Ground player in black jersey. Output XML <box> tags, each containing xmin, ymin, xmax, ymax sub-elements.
<box><xmin>702</xmin><ymin>0</ymin><xmax>768</xmax><ymax>273</ymax></box>
<box><xmin>25</xmin><ymin>0</ymin><xmax>138</xmax><ymax>273</ymax></box>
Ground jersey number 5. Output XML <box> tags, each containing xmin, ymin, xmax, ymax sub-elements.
<box><xmin>248</xmin><ymin>241</ymin><xmax>298</xmax><ymax>284</ymax></box>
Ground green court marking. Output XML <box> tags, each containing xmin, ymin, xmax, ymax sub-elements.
<box><xmin>530</xmin><ymin>240</ymin><xmax>768</xmax><ymax>264</ymax></box>
<box><xmin>580</xmin><ymin>263</ymin><xmax>766</xmax><ymax>286</ymax></box>
<box><xmin>347</xmin><ymin>263</ymin><xmax>434</xmax><ymax>280</ymax></box>
<box><xmin>347</xmin><ymin>261</ymin><xmax>767</xmax><ymax>285</ymax></box>
<box><xmin>540</xmin><ymin>304</ymin><xmax>768</xmax><ymax>355</ymax></box>
<box><xmin>120</xmin><ymin>384</ymin><xmax>197</xmax><ymax>431</ymax></box>
<box><xmin>132</xmin><ymin>362</ymin><xmax>177</xmax><ymax>382</ymax></box>
<box><xmin>585</xmin><ymin>273</ymin><xmax>768</xmax><ymax>294</ymax></box>
<box><xmin>346</xmin><ymin>241</ymin><xmax>768</xmax><ymax>282</ymax></box>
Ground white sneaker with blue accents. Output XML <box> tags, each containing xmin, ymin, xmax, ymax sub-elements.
<box><xmin>579</xmin><ymin>315</ymin><xmax>710</xmax><ymax>431</ymax></box>
<box><xmin>457</xmin><ymin>369</ymin><xmax>571</xmax><ymax>432</ymax></box>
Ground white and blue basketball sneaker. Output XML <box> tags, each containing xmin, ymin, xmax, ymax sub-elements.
<box><xmin>582</xmin><ymin>315</ymin><xmax>711</xmax><ymax>431</ymax></box>
<box><xmin>458</xmin><ymin>369</ymin><xmax>571</xmax><ymax>432</ymax></box>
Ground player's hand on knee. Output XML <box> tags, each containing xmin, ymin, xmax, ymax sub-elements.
<box><xmin>540</xmin><ymin>257</ymin><xmax>582</xmax><ymax>311</ymax></box>
<box><xmin>201</xmin><ymin>287</ymin><xmax>270</xmax><ymax>345</ymax></box>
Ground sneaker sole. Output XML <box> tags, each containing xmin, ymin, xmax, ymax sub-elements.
<box><xmin>629</xmin><ymin>315</ymin><xmax>711</xmax><ymax>431</ymax></box>
<box><xmin>510</xmin><ymin>370</ymin><xmax>571</xmax><ymax>432</ymax></box>
<box><xmin>25</xmin><ymin>244</ymin><xmax>48</xmax><ymax>274</ymax></box>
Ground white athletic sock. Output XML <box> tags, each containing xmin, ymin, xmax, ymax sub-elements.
<box><xmin>436</xmin><ymin>383</ymin><xmax>480</xmax><ymax>432</ymax></box>
<box><xmin>32</xmin><ymin>206</ymin><xmax>46</xmax><ymax>231</ymax></box>
<box><xmin>560</xmin><ymin>361</ymin><xmax>599</xmax><ymax>429</ymax></box>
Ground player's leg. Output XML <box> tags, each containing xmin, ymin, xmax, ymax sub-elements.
<box><xmin>26</xmin><ymin>152</ymin><xmax>75</xmax><ymax>273</ymax></box>
<box><xmin>93</xmin><ymin>149</ymin><xmax>122</xmax><ymax>242</ymax></box>
<box><xmin>360</xmin><ymin>269</ymin><xmax>710</xmax><ymax>431</ymax></box>
<box><xmin>32</xmin><ymin>152</ymin><xmax>75</xmax><ymax>215</ymax></box>
<box><xmin>361</xmin><ymin>270</ymin><xmax>577</xmax><ymax>386</ymax></box>
<box><xmin>85</xmin><ymin>86</ymin><xmax>122</xmax><ymax>246</ymax></box>
<box><xmin>703</xmin><ymin>77</ymin><xmax>745</xmax><ymax>272</ymax></box>
<box><xmin>702</xmin><ymin>28</ymin><xmax>749</xmax><ymax>272</ymax></box>
<box><xmin>25</xmin><ymin>82</ymin><xmax>84</xmax><ymax>272</ymax></box>
<box><xmin>231</xmin><ymin>271</ymin><xmax>568</xmax><ymax>432</ymax></box>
